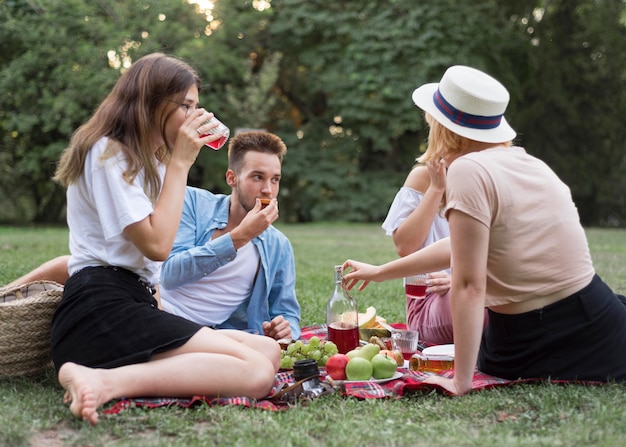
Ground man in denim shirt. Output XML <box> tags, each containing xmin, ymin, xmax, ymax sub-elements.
<box><xmin>159</xmin><ymin>131</ymin><xmax>301</xmax><ymax>340</ymax></box>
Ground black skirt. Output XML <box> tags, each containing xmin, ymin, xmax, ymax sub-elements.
<box><xmin>478</xmin><ymin>275</ymin><xmax>626</xmax><ymax>382</ymax></box>
<box><xmin>50</xmin><ymin>266</ymin><xmax>203</xmax><ymax>370</ymax></box>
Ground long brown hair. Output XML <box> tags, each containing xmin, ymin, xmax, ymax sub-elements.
<box><xmin>54</xmin><ymin>53</ymin><xmax>201</xmax><ymax>203</ymax></box>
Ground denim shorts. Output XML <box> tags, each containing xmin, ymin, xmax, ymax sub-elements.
<box><xmin>50</xmin><ymin>266</ymin><xmax>203</xmax><ymax>370</ymax></box>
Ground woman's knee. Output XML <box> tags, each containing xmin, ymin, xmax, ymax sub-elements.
<box><xmin>244</xmin><ymin>357</ymin><xmax>277</xmax><ymax>399</ymax></box>
<box><xmin>260</xmin><ymin>337</ymin><xmax>281</xmax><ymax>367</ymax></box>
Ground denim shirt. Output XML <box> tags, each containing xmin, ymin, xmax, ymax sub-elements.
<box><xmin>160</xmin><ymin>187</ymin><xmax>301</xmax><ymax>339</ymax></box>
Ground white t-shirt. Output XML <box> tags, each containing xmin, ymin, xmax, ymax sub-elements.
<box><xmin>160</xmin><ymin>241</ymin><xmax>260</xmax><ymax>326</ymax></box>
<box><xmin>66</xmin><ymin>137</ymin><xmax>164</xmax><ymax>285</ymax></box>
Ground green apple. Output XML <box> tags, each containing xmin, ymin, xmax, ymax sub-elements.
<box><xmin>370</xmin><ymin>353</ymin><xmax>398</xmax><ymax>379</ymax></box>
<box><xmin>345</xmin><ymin>357</ymin><xmax>373</xmax><ymax>381</ymax></box>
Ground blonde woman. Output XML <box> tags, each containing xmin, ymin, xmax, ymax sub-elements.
<box><xmin>343</xmin><ymin>65</ymin><xmax>626</xmax><ymax>394</ymax></box>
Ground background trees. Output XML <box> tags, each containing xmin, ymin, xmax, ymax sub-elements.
<box><xmin>1</xmin><ymin>0</ymin><xmax>624</xmax><ymax>225</ymax></box>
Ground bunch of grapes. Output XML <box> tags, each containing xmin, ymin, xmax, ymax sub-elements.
<box><xmin>279</xmin><ymin>336</ymin><xmax>338</xmax><ymax>369</ymax></box>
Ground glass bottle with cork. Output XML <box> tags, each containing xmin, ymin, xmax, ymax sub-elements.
<box><xmin>326</xmin><ymin>265</ymin><xmax>359</xmax><ymax>354</ymax></box>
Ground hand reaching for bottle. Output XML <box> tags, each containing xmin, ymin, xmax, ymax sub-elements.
<box><xmin>341</xmin><ymin>259</ymin><xmax>380</xmax><ymax>291</ymax></box>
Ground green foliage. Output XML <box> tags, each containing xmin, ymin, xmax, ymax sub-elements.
<box><xmin>514</xmin><ymin>0</ymin><xmax>626</xmax><ymax>226</ymax></box>
<box><xmin>0</xmin><ymin>0</ymin><xmax>625</xmax><ymax>225</ymax></box>
<box><xmin>0</xmin><ymin>0</ymin><xmax>214</xmax><ymax>222</ymax></box>
<box><xmin>268</xmin><ymin>0</ymin><xmax>527</xmax><ymax>221</ymax></box>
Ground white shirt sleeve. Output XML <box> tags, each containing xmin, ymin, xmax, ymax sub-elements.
<box><xmin>381</xmin><ymin>187</ymin><xmax>424</xmax><ymax>235</ymax></box>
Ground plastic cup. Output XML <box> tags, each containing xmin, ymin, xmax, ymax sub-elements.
<box><xmin>199</xmin><ymin>115</ymin><xmax>230</xmax><ymax>150</ymax></box>
<box><xmin>404</xmin><ymin>274</ymin><xmax>429</xmax><ymax>299</ymax></box>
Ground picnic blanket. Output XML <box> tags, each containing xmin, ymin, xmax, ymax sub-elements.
<box><xmin>100</xmin><ymin>325</ymin><xmax>530</xmax><ymax>415</ymax></box>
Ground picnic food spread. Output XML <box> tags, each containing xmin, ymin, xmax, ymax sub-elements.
<box><xmin>279</xmin><ymin>336</ymin><xmax>338</xmax><ymax>370</ymax></box>
<box><xmin>280</xmin><ymin>305</ymin><xmax>455</xmax><ymax>381</ymax></box>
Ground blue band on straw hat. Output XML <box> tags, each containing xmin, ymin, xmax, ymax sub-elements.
<box><xmin>433</xmin><ymin>89</ymin><xmax>503</xmax><ymax>130</ymax></box>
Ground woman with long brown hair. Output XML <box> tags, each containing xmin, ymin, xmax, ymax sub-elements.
<box><xmin>50</xmin><ymin>53</ymin><xmax>279</xmax><ymax>424</ymax></box>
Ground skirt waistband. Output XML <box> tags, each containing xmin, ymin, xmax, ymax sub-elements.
<box><xmin>487</xmin><ymin>274</ymin><xmax>603</xmax><ymax>323</ymax></box>
<box><xmin>84</xmin><ymin>265</ymin><xmax>156</xmax><ymax>295</ymax></box>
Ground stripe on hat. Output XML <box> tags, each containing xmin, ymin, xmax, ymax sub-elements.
<box><xmin>433</xmin><ymin>89</ymin><xmax>502</xmax><ymax>130</ymax></box>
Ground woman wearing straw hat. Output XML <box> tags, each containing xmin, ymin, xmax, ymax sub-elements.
<box><xmin>342</xmin><ymin>65</ymin><xmax>626</xmax><ymax>394</ymax></box>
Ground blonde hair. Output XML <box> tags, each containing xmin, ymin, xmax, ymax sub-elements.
<box><xmin>417</xmin><ymin>112</ymin><xmax>512</xmax><ymax>164</ymax></box>
<box><xmin>416</xmin><ymin>112</ymin><xmax>512</xmax><ymax>210</ymax></box>
<box><xmin>54</xmin><ymin>53</ymin><xmax>201</xmax><ymax>203</ymax></box>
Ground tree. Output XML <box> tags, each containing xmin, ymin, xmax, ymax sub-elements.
<box><xmin>267</xmin><ymin>0</ymin><xmax>526</xmax><ymax>221</ymax></box>
<box><xmin>1</xmin><ymin>0</ymin><xmax>624</xmax><ymax>225</ymax></box>
<box><xmin>512</xmin><ymin>0</ymin><xmax>626</xmax><ymax>225</ymax></box>
<box><xmin>0</xmin><ymin>0</ymin><xmax>210</xmax><ymax>222</ymax></box>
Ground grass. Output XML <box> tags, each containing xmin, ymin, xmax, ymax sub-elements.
<box><xmin>0</xmin><ymin>224</ymin><xmax>625</xmax><ymax>447</ymax></box>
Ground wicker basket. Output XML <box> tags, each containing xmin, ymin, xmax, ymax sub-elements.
<box><xmin>0</xmin><ymin>280</ymin><xmax>63</xmax><ymax>378</ymax></box>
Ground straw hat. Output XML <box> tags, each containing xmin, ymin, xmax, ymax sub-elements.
<box><xmin>412</xmin><ymin>65</ymin><xmax>516</xmax><ymax>143</ymax></box>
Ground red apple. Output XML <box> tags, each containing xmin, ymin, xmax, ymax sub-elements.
<box><xmin>325</xmin><ymin>353</ymin><xmax>350</xmax><ymax>380</ymax></box>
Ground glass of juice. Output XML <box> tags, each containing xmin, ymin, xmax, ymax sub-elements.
<box><xmin>199</xmin><ymin>115</ymin><xmax>230</xmax><ymax>150</ymax></box>
<box><xmin>404</xmin><ymin>274</ymin><xmax>430</xmax><ymax>299</ymax></box>
<box><xmin>391</xmin><ymin>329</ymin><xmax>420</xmax><ymax>360</ymax></box>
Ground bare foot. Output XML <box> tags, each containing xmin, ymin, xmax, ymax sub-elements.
<box><xmin>58</xmin><ymin>362</ymin><xmax>107</xmax><ymax>425</ymax></box>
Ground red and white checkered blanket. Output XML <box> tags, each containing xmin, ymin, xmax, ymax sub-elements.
<box><xmin>100</xmin><ymin>324</ymin><xmax>546</xmax><ymax>415</ymax></box>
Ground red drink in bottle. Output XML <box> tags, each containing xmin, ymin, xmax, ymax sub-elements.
<box><xmin>327</xmin><ymin>322</ymin><xmax>359</xmax><ymax>354</ymax></box>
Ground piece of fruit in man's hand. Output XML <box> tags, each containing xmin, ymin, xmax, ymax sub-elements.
<box><xmin>260</xmin><ymin>198</ymin><xmax>271</xmax><ymax>209</ymax></box>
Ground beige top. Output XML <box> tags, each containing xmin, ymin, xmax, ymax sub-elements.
<box><xmin>446</xmin><ymin>146</ymin><xmax>594</xmax><ymax>308</ymax></box>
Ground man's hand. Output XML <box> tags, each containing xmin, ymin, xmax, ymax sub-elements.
<box><xmin>262</xmin><ymin>315</ymin><xmax>292</xmax><ymax>340</ymax></box>
<box><xmin>230</xmin><ymin>199</ymin><xmax>278</xmax><ymax>250</ymax></box>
